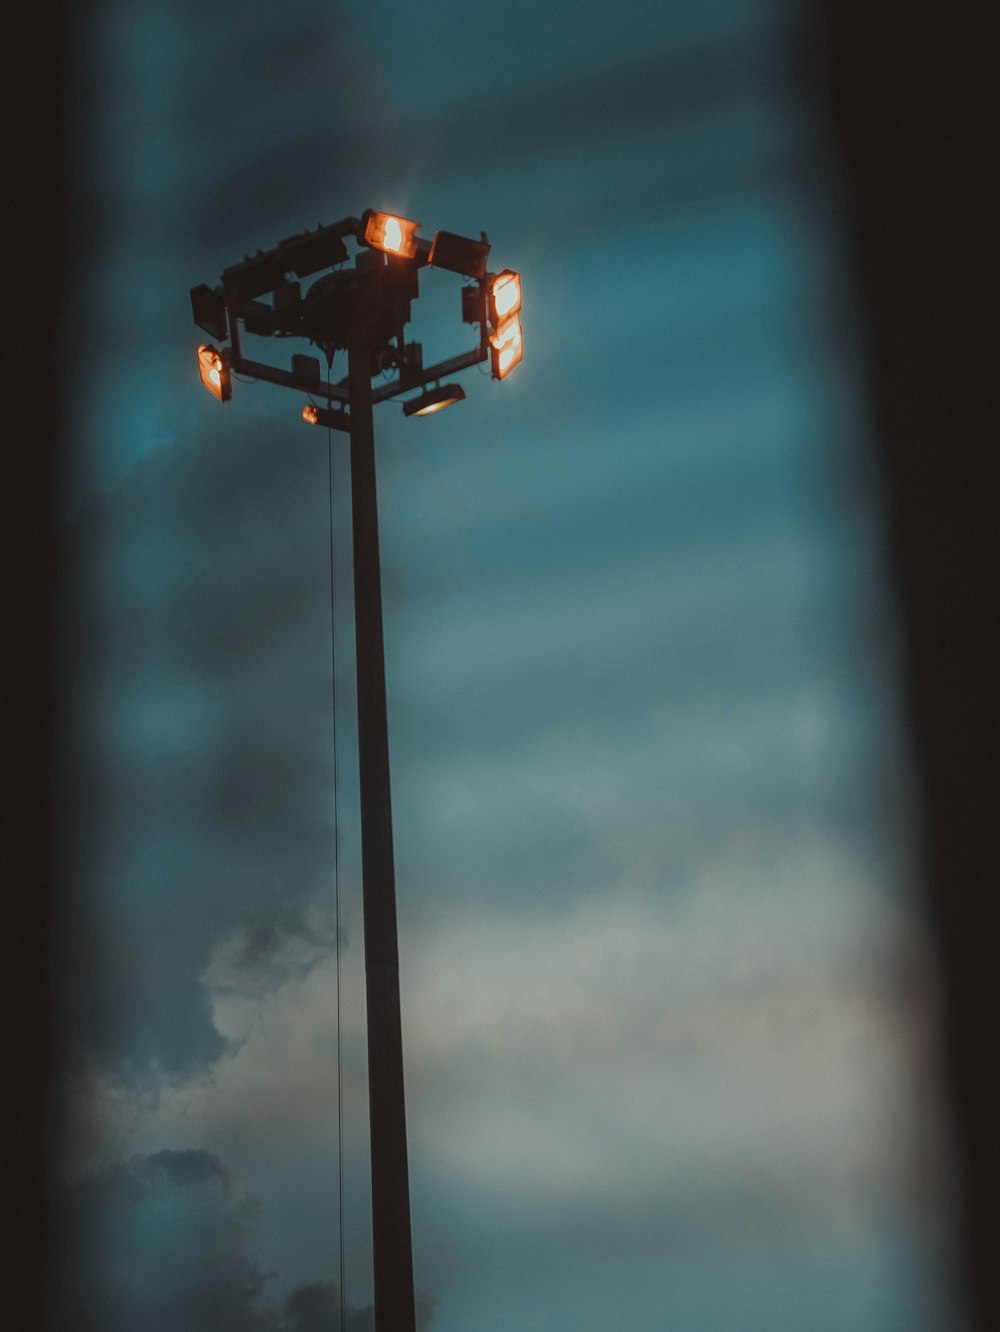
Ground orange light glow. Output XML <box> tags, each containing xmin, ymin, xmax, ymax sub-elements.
<box><xmin>302</xmin><ymin>404</ymin><xmax>319</xmax><ymax>424</ymax></box>
<box><xmin>197</xmin><ymin>343</ymin><xmax>231</xmax><ymax>401</ymax></box>
<box><xmin>402</xmin><ymin>383</ymin><xmax>467</xmax><ymax>417</ymax></box>
<box><xmin>363</xmin><ymin>210</ymin><xmax>420</xmax><ymax>259</ymax></box>
<box><xmin>490</xmin><ymin>314</ymin><xmax>523</xmax><ymax>379</ymax></box>
<box><xmin>490</xmin><ymin>270</ymin><xmax>521</xmax><ymax>323</ymax></box>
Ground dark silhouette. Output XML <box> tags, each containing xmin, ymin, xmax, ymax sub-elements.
<box><xmin>822</xmin><ymin>4</ymin><xmax>999</xmax><ymax>1327</ymax></box>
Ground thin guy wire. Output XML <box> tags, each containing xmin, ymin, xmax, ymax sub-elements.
<box><xmin>327</xmin><ymin>413</ymin><xmax>347</xmax><ymax>1332</ymax></box>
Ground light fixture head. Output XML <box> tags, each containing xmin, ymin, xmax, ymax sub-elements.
<box><xmin>197</xmin><ymin>343</ymin><xmax>232</xmax><ymax>401</ymax></box>
<box><xmin>190</xmin><ymin>284</ymin><xmax>229</xmax><ymax>342</ymax></box>
<box><xmin>429</xmin><ymin>230</ymin><xmax>491</xmax><ymax>279</ymax></box>
<box><xmin>362</xmin><ymin>209</ymin><xmax>421</xmax><ymax>260</ymax></box>
<box><xmin>301</xmin><ymin>401</ymin><xmax>352</xmax><ymax>433</ymax></box>
<box><xmin>488</xmin><ymin>270</ymin><xmax>521</xmax><ymax>326</ymax></box>
<box><xmin>489</xmin><ymin>313</ymin><xmax>523</xmax><ymax>380</ymax></box>
<box><xmin>402</xmin><ymin>383</ymin><xmax>467</xmax><ymax>417</ymax></box>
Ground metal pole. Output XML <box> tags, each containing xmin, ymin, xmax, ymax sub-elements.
<box><xmin>347</xmin><ymin>333</ymin><xmax>417</xmax><ymax>1332</ymax></box>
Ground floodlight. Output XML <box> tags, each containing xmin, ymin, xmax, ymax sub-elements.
<box><xmin>277</xmin><ymin>225</ymin><xmax>349</xmax><ymax>278</ymax></box>
<box><xmin>363</xmin><ymin>210</ymin><xmax>421</xmax><ymax>259</ymax></box>
<box><xmin>221</xmin><ymin>225</ymin><xmax>350</xmax><ymax>302</ymax></box>
<box><xmin>428</xmin><ymin>230</ymin><xmax>490</xmax><ymax>279</ymax></box>
<box><xmin>190</xmin><ymin>284</ymin><xmax>229</xmax><ymax>342</ymax></box>
<box><xmin>488</xmin><ymin>270</ymin><xmax>521</xmax><ymax>325</ymax></box>
<box><xmin>489</xmin><ymin>315</ymin><xmax>522</xmax><ymax>380</ymax></box>
<box><xmin>197</xmin><ymin>343</ymin><xmax>232</xmax><ymax>401</ymax></box>
<box><xmin>223</xmin><ymin>252</ymin><xmax>288</xmax><ymax>303</ymax></box>
<box><xmin>302</xmin><ymin>401</ymin><xmax>352</xmax><ymax>432</ymax></box>
<box><xmin>402</xmin><ymin>383</ymin><xmax>466</xmax><ymax>417</ymax></box>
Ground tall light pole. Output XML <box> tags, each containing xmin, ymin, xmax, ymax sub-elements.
<box><xmin>347</xmin><ymin>322</ymin><xmax>415</xmax><ymax>1331</ymax></box>
<box><xmin>191</xmin><ymin>211</ymin><xmax>522</xmax><ymax>1332</ymax></box>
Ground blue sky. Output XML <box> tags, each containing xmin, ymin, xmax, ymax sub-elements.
<box><xmin>56</xmin><ymin>1</ymin><xmax>969</xmax><ymax>1328</ymax></box>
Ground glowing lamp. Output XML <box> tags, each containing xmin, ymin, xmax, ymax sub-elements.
<box><xmin>301</xmin><ymin>401</ymin><xmax>352</xmax><ymax>432</ymax></box>
<box><xmin>363</xmin><ymin>210</ymin><xmax>420</xmax><ymax>259</ymax></box>
<box><xmin>488</xmin><ymin>270</ymin><xmax>521</xmax><ymax>325</ymax></box>
<box><xmin>197</xmin><ymin>344</ymin><xmax>232</xmax><ymax>402</ymax></box>
<box><xmin>402</xmin><ymin>383</ymin><xmax>467</xmax><ymax>417</ymax></box>
<box><xmin>489</xmin><ymin>314</ymin><xmax>522</xmax><ymax>380</ymax></box>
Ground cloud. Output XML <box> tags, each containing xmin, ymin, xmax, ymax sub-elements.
<box><xmin>54</xmin><ymin>1148</ymin><xmax>436</xmax><ymax>1332</ymax></box>
<box><xmin>398</xmin><ymin>836</ymin><xmax>939</xmax><ymax>1229</ymax></box>
<box><xmin>54</xmin><ymin>1149</ymin><xmax>278</xmax><ymax>1331</ymax></box>
<box><xmin>282</xmin><ymin>1281</ymin><xmax>436</xmax><ymax>1332</ymax></box>
<box><xmin>56</xmin><ymin>419</ymin><xmax>354</xmax><ymax>1104</ymax></box>
<box><xmin>122</xmin><ymin>822</ymin><xmax>944</xmax><ymax>1256</ymax></box>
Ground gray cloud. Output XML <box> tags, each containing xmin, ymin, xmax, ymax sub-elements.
<box><xmin>54</xmin><ymin>1149</ymin><xmax>278</xmax><ymax>1332</ymax></box>
<box><xmin>57</xmin><ymin>419</ymin><xmax>355</xmax><ymax>1103</ymax></box>
<box><xmin>283</xmin><ymin>1280</ymin><xmax>436</xmax><ymax>1332</ymax></box>
<box><xmin>54</xmin><ymin>1148</ymin><xmax>436</xmax><ymax>1332</ymax></box>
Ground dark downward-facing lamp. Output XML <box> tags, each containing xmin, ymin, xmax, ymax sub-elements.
<box><xmin>402</xmin><ymin>383</ymin><xmax>466</xmax><ymax>417</ymax></box>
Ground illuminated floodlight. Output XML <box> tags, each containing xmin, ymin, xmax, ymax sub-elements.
<box><xmin>402</xmin><ymin>383</ymin><xmax>467</xmax><ymax>417</ymax></box>
<box><xmin>363</xmin><ymin>210</ymin><xmax>421</xmax><ymax>259</ymax></box>
<box><xmin>197</xmin><ymin>343</ymin><xmax>232</xmax><ymax>401</ymax></box>
<box><xmin>301</xmin><ymin>401</ymin><xmax>352</xmax><ymax>432</ymax></box>
<box><xmin>488</xmin><ymin>270</ymin><xmax>521</xmax><ymax>325</ymax></box>
<box><xmin>489</xmin><ymin>315</ymin><xmax>522</xmax><ymax>380</ymax></box>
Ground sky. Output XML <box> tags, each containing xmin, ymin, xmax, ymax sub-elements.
<box><xmin>55</xmin><ymin>1</ymin><xmax>970</xmax><ymax>1328</ymax></box>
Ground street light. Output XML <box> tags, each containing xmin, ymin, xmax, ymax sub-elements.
<box><xmin>362</xmin><ymin>209</ymin><xmax>422</xmax><ymax>260</ymax></box>
<box><xmin>489</xmin><ymin>269</ymin><xmax>522</xmax><ymax>323</ymax></box>
<box><xmin>486</xmin><ymin>269</ymin><xmax>523</xmax><ymax>380</ymax></box>
<box><xmin>196</xmin><ymin>343</ymin><xmax>231</xmax><ymax>401</ymax></box>
<box><xmin>190</xmin><ymin>210</ymin><xmax>520</xmax><ymax>1332</ymax></box>
<box><xmin>402</xmin><ymin>383</ymin><xmax>466</xmax><ymax>417</ymax></box>
<box><xmin>302</xmin><ymin>401</ymin><xmax>352</xmax><ymax>431</ymax></box>
<box><xmin>428</xmin><ymin>229</ymin><xmax>491</xmax><ymax>279</ymax></box>
<box><xmin>490</xmin><ymin>312</ymin><xmax>523</xmax><ymax>379</ymax></box>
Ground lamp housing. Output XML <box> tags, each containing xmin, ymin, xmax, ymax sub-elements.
<box><xmin>429</xmin><ymin>230</ymin><xmax>490</xmax><ymax>279</ymax></box>
<box><xmin>402</xmin><ymin>383</ymin><xmax>466</xmax><ymax>417</ymax></box>
<box><xmin>488</xmin><ymin>270</ymin><xmax>521</xmax><ymax>326</ymax></box>
<box><xmin>197</xmin><ymin>344</ymin><xmax>232</xmax><ymax>401</ymax></box>
<box><xmin>362</xmin><ymin>210</ymin><xmax>421</xmax><ymax>260</ymax></box>
<box><xmin>489</xmin><ymin>314</ymin><xmax>523</xmax><ymax>380</ymax></box>
<box><xmin>302</xmin><ymin>401</ymin><xmax>351</xmax><ymax>432</ymax></box>
<box><xmin>190</xmin><ymin>284</ymin><xmax>229</xmax><ymax>342</ymax></box>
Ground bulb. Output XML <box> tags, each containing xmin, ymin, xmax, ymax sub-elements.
<box><xmin>493</xmin><ymin>274</ymin><xmax>520</xmax><ymax>319</ymax></box>
<box><xmin>490</xmin><ymin>315</ymin><xmax>522</xmax><ymax>379</ymax></box>
<box><xmin>491</xmin><ymin>316</ymin><xmax>521</xmax><ymax>351</ymax></box>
